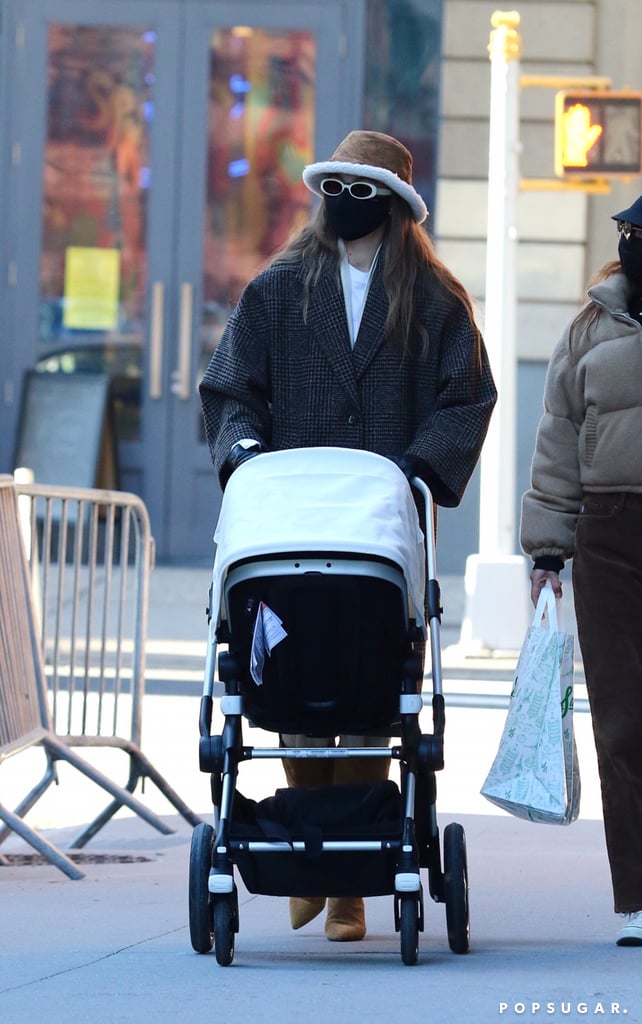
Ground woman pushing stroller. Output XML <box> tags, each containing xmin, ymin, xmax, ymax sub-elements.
<box><xmin>199</xmin><ymin>129</ymin><xmax>496</xmax><ymax>941</ymax></box>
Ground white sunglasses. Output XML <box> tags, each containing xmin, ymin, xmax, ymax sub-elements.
<box><xmin>320</xmin><ymin>177</ymin><xmax>392</xmax><ymax>200</ymax></box>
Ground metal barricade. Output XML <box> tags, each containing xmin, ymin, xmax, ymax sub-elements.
<box><xmin>18</xmin><ymin>483</ymin><xmax>153</xmax><ymax>755</ymax></box>
<box><xmin>0</xmin><ymin>477</ymin><xmax>199</xmax><ymax>875</ymax></box>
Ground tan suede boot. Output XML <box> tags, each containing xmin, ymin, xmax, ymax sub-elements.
<box><xmin>289</xmin><ymin>896</ymin><xmax>326</xmax><ymax>929</ymax></box>
<box><xmin>325</xmin><ymin>897</ymin><xmax>366</xmax><ymax>941</ymax></box>
<box><xmin>332</xmin><ymin>752</ymin><xmax>390</xmax><ymax>786</ymax></box>
<box><xmin>281</xmin><ymin>741</ymin><xmax>333</xmax><ymax>930</ymax></box>
<box><xmin>324</xmin><ymin>745</ymin><xmax>387</xmax><ymax>939</ymax></box>
<box><xmin>281</xmin><ymin>753</ymin><xmax>334</xmax><ymax>789</ymax></box>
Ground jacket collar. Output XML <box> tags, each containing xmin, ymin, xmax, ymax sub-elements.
<box><xmin>588</xmin><ymin>271</ymin><xmax>631</xmax><ymax>316</ymax></box>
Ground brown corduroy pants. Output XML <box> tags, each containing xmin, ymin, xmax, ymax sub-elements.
<box><xmin>572</xmin><ymin>492</ymin><xmax>642</xmax><ymax>913</ymax></box>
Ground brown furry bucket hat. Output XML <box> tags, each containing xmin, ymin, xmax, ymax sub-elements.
<box><xmin>302</xmin><ymin>130</ymin><xmax>428</xmax><ymax>224</ymax></box>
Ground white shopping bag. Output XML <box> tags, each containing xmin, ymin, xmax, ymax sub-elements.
<box><xmin>481</xmin><ymin>583</ymin><xmax>581</xmax><ymax>825</ymax></box>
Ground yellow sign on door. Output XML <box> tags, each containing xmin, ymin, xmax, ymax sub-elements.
<box><xmin>63</xmin><ymin>246</ymin><xmax>121</xmax><ymax>330</ymax></box>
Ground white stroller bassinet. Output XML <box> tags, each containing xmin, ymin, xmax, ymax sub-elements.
<box><xmin>210</xmin><ymin>446</ymin><xmax>427</xmax><ymax>633</ymax></box>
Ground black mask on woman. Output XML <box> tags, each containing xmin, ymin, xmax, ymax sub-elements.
<box><xmin>618</xmin><ymin>234</ymin><xmax>642</xmax><ymax>286</ymax></box>
<box><xmin>324</xmin><ymin>193</ymin><xmax>391</xmax><ymax>242</ymax></box>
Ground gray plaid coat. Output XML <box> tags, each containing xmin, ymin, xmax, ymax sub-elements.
<box><xmin>199</xmin><ymin>256</ymin><xmax>496</xmax><ymax>507</ymax></box>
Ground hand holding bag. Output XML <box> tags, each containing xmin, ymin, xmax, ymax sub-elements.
<box><xmin>480</xmin><ymin>582</ymin><xmax>581</xmax><ymax>825</ymax></box>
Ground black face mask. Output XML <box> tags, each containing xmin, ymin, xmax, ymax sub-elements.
<box><xmin>324</xmin><ymin>192</ymin><xmax>391</xmax><ymax>241</ymax></box>
<box><xmin>618</xmin><ymin>234</ymin><xmax>642</xmax><ymax>286</ymax></box>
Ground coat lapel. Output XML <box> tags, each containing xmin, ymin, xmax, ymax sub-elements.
<box><xmin>306</xmin><ymin>265</ymin><xmax>360</xmax><ymax>405</ymax></box>
<box><xmin>351</xmin><ymin>267</ymin><xmax>388</xmax><ymax>379</ymax></box>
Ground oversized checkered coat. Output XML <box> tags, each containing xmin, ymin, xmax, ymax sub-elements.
<box><xmin>199</xmin><ymin>255</ymin><xmax>496</xmax><ymax>507</ymax></box>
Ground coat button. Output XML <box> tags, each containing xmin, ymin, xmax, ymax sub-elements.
<box><xmin>347</xmin><ymin>414</ymin><xmax>359</xmax><ymax>426</ymax></box>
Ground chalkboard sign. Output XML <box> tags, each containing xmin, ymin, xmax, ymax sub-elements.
<box><xmin>14</xmin><ymin>371</ymin><xmax>117</xmax><ymax>490</ymax></box>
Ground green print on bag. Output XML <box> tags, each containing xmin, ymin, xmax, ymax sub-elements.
<box><xmin>561</xmin><ymin>684</ymin><xmax>573</xmax><ymax>718</ymax></box>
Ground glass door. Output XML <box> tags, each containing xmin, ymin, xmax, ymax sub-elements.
<box><xmin>8</xmin><ymin>0</ymin><xmax>186</xmax><ymax>554</ymax></box>
<box><xmin>168</xmin><ymin>2</ymin><xmax>354</xmax><ymax>559</ymax></box>
<box><xmin>6</xmin><ymin>0</ymin><xmax>361</xmax><ymax>560</ymax></box>
<box><xmin>36</xmin><ymin>18</ymin><xmax>163</xmax><ymax>469</ymax></box>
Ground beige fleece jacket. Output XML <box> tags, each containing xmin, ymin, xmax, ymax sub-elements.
<box><xmin>521</xmin><ymin>271</ymin><xmax>642</xmax><ymax>563</ymax></box>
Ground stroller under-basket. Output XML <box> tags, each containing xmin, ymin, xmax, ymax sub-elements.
<box><xmin>189</xmin><ymin>447</ymin><xmax>469</xmax><ymax>966</ymax></box>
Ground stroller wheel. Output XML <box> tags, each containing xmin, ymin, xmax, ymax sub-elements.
<box><xmin>214</xmin><ymin>892</ymin><xmax>237</xmax><ymax>967</ymax></box>
<box><xmin>189</xmin><ymin>822</ymin><xmax>214</xmax><ymax>953</ymax></box>
<box><xmin>444</xmin><ymin>822</ymin><xmax>470</xmax><ymax>954</ymax></box>
<box><xmin>399</xmin><ymin>897</ymin><xmax>420</xmax><ymax>966</ymax></box>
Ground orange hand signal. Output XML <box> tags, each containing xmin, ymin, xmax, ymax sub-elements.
<box><xmin>561</xmin><ymin>103</ymin><xmax>603</xmax><ymax>167</ymax></box>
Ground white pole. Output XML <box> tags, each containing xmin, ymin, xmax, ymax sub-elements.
<box><xmin>479</xmin><ymin>9</ymin><xmax>521</xmax><ymax>556</ymax></box>
<box><xmin>458</xmin><ymin>10</ymin><xmax>530</xmax><ymax>653</ymax></box>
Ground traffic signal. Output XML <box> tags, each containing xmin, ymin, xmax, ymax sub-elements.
<box><xmin>555</xmin><ymin>90</ymin><xmax>642</xmax><ymax>178</ymax></box>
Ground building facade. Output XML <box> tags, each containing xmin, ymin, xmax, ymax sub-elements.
<box><xmin>1</xmin><ymin>0</ymin><xmax>640</xmax><ymax>570</ymax></box>
<box><xmin>435</xmin><ymin>0</ymin><xmax>642</xmax><ymax>569</ymax></box>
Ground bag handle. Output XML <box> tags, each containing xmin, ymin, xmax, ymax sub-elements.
<box><xmin>533</xmin><ymin>580</ymin><xmax>559</xmax><ymax>633</ymax></box>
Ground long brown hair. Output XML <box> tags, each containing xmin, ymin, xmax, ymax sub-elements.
<box><xmin>568</xmin><ymin>259</ymin><xmax>621</xmax><ymax>353</ymax></box>
<box><xmin>266</xmin><ymin>195</ymin><xmax>483</xmax><ymax>360</ymax></box>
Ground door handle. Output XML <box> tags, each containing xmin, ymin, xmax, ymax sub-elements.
<box><xmin>172</xmin><ymin>282</ymin><xmax>193</xmax><ymax>400</ymax></box>
<box><xmin>149</xmin><ymin>281</ymin><xmax>165</xmax><ymax>399</ymax></box>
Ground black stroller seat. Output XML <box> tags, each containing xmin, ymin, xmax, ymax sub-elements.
<box><xmin>226</xmin><ymin>558</ymin><xmax>408</xmax><ymax>735</ymax></box>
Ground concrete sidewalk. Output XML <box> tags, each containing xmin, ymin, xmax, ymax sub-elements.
<box><xmin>1</xmin><ymin>811</ymin><xmax>634</xmax><ymax>1024</ymax></box>
<box><xmin>0</xmin><ymin>566</ymin><xmax>638</xmax><ymax>1024</ymax></box>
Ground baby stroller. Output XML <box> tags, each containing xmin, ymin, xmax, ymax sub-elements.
<box><xmin>189</xmin><ymin>447</ymin><xmax>469</xmax><ymax>966</ymax></box>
